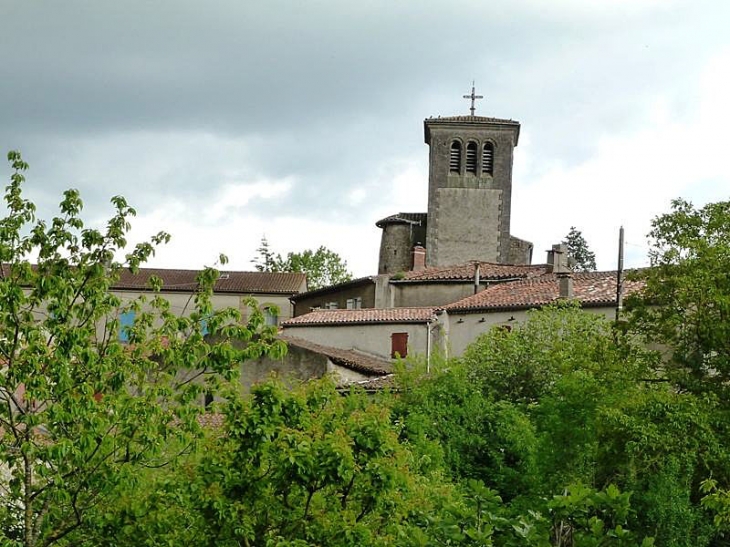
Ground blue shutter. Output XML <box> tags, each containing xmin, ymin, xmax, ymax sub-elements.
<box><xmin>119</xmin><ymin>311</ymin><xmax>135</xmax><ymax>342</ymax></box>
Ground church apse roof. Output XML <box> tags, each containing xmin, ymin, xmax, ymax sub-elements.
<box><xmin>375</xmin><ymin>212</ymin><xmax>427</xmax><ymax>228</ymax></box>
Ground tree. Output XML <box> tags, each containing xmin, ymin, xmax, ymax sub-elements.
<box><xmin>0</xmin><ymin>152</ymin><xmax>283</xmax><ymax>546</ymax></box>
<box><xmin>396</xmin><ymin>303</ymin><xmax>724</xmax><ymax>545</ymax></box>
<box><xmin>251</xmin><ymin>236</ymin><xmax>281</xmax><ymax>273</ymax></box>
<box><xmin>252</xmin><ymin>236</ymin><xmax>353</xmax><ymax>290</ymax></box>
<box><xmin>627</xmin><ymin>198</ymin><xmax>730</xmax><ymax>398</ymax></box>
<box><xmin>562</xmin><ymin>227</ymin><xmax>597</xmax><ymax>272</ymax></box>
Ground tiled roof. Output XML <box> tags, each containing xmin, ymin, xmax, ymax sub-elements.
<box><xmin>399</xmin><ymin>261</ymin><xmax>548</xmax><ymax>282</ymax></box>
<box><xmin>289</xmin><ymin>276</ymin><xmax>376</xmax><ymax>301</ymax></box>
<box><xmin>113</xmin><ymin>268</ymin><xmax>306</xmax><ymax>294</ymax></box>
<box><xmin>282</xmin><ymin>307</ymin><xmax>438</xmax><ymax>327</ymax></box>
<box><xmin>340</xmin><ymin>374</ymin><xmax>397</xmax><ymax>392</ymax></box>
<box><xmin>446</xmin><ymin>271</ymin><xmax>643</xmax><ymax>312</ymax></box>
<box><xmin>375</xmin><ymin>212</ymin><xmax>427</xmax><ymax>228</ymax></box>
<box><xmin>280</xmin><ymin>335</ymin><xmax>392</xmax><ymax>375</ymax></box>
<box><xmin>196</xmin><ymin>413</ymin><xmax>225</xmax><ymax>429</ymax></box>
<box><xmin>425</xmin><ymin>115</ymin><xmax>519</xmax><ymax>125</ymax></box>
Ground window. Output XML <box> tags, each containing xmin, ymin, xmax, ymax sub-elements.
<box><xmin>346</xmin><ymin>297</ymin><xmax>362</xmax><ymax>310</ymax></box>
<box><xmin>264</xmin><ymin>307</ymin><xmax>278</xmax><ymax>326</ymax></box>
<box><xmin>482</xmin><ymin>142</ymin><xmax>494</xmax><ymax>175</ymax></box>
<box><xmin>204</xmin><ymin>391</ymin><xmax>214</xmax><ymax>408</ymax></box>
<box><xmin>119</xmin><ymin>310</ymin><xmax>135</xmax><ymax>342</ymax></box>
<box><xmin>449</xmin><ymin>141</ymin><xmax>461</xmax><ymax>173</ymax></box>
<box><xmin>391</xmin><ymin>332</ymin><xmax>408</xmax><ymax>359</ymax></box>
<box><xmin>466</xmin><ymin>141</ymin><xmax>478</xmax><ymax>174</ymax></box>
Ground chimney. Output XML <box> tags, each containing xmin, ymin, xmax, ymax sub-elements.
<box><xmin>411</xmin><ymin>245</ymin><xmax>426</xmax><ymax>272</ymax></box>
<box><xmin>473</xmin><ymin>262</ymin><xmax>481</xmax><ymax>294</ymax></box>
<box><xmin>546</xmin><ymin>243</ymin><xmax>571</xmax><ymax>274</ymax></box>
<box><xmin>558</xmin><ymin>272</ymin><xmax>574</xmax><ymax>299</ymax></box>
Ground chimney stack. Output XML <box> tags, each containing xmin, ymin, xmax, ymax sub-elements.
<box><xmin>411</xmin><ymin>245</ymin><xmax>426</xmax><ymax>272</ymax></box>
<box><xmin>546</xmin><ymin>243</ymin><xmax>571</xmax><ymax>274</ymax></box>
<box><xmin>558</xmin><ymin>272</ymin><xmax>574</xmax><ymax>299</ymax></box>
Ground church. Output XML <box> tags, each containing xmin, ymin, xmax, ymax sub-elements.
<box><xmin>290</xmin><ymin>87</ymin><xmax>537</xmax><ymax>317</ymax></box>
<box><xmin>267</xmin><ymin>89</ymin><xmax>630</xmax><ymax>388</ymax></box>
<box><xmin>378</xmin><ymin>85</ymin><xmax>533</xmax><ymax>274</ymax></box>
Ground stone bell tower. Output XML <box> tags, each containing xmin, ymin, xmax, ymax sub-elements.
<box><xmin>424</xmin><ymin>85</ymin><xmax>521</xmax><ymax>266</ymax></box>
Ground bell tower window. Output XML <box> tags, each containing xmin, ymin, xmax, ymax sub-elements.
<box><xmin>449</xmin><ymin>141</ymin><xmax>461</xmax><ymax>173</ymax></box>
<box><xmin>466</xmin><ymin>142</ymin><xmax>478</xmax><ymax>174</ymax></box>
<box><xmin>482</xmin><ymin>142</ymin><xmax>494</xmax><ymax>175</ymax></box>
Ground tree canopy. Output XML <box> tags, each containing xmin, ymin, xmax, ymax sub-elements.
<box><xmin>3</xmin><ymin>152</ymin><xmax>729</xmax><ymax>546</ymax></box>
<box><xmin>252</xmin><ymin>236</ymin><xmax>353</xmax><ymax>290</ymax></box>
<box><xmin>627</xmin><ymin>198</ymin><xmax>730</xmax><ymax>399</ymax></box>
<box><xmin>0</xmin><ymin>152</ymin><xmax>283</xmax><ymax>546</ymax></box>
<box><xmin>562</xmin><ymin>226</ymin><xmax>597</xmax><ymax>271</ymax></box>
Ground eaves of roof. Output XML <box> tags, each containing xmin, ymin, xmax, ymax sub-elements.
<box><xmin>289</xmin><ymin>276</ymin><xmax>376</xmax><ymax>301</ymax></box>
<box><xmin>424</xmin><ymin>115</ymin><xmax>521</xmax><ymax>144</ymax></box>
<box><xmin>282</xmin><ymin>307</ymin><xmax>439</xmax><ymax>327</ymax></box>
<box><xmin>280</xmin><ymin>335</ymin><xmax>392</xmax><ymax>376</ymax></box>
<box><xmin>445</xmin><ymin>271</ymin><xmax>644</xmax><ymax>313</ymax></box>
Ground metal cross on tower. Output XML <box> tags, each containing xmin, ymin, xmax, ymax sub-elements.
<box><xmin>463</xmin><ymin>82</ymin><xmax>484</xmax><ymax>116</ymax></box>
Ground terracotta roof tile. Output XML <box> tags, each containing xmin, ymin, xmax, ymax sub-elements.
<box><xmin>425</xmin><ymin>115</ymin><xmax>519</xmax><ymax>125</ymax></box>
<box><xmin>196</xmin><ymin>412</ymin><xmax>225</xmax><ymax>429</ymax></box>
<box><xmin>282</xmin><ymin>307</ymin><xmax>437</xmax><ymax>327</ymax></box>
<box><xmin>113</xmin><ymin>268</ymin><xmax>306</xmax><ymax>294</ymax></box>
<box><xmin>375</xmin><ymin>212</ymin><xmax>427</xmax><ymax>228</ymax></box>
<box><xmin>290</xmin><ymin>276</ymin><xmax>375</xmax><ymax>301</ymax></box>
<box><xmin>339</xmin><ymin>374</ymin><xmax>397</xmax><ymax>392</ymax></box>
<box><xmin>280</xmin><ymin>335</ymin><xmax>392</xmax><ymax>375</ymax></box>
<box><xmin>401</xmin><ymin>261</ymin><xmax>547</xmax><ymax>282</ymax></box>
<box><xmin>446</xmin><ymin>271</ymin><xmax>643</xmax><ymax>312</ymax></box>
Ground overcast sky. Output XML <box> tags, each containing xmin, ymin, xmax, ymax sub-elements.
<box><xmin>1</xmin><ymin>0</ymin><xmax>728</xmax><ymax>276</ymax></box>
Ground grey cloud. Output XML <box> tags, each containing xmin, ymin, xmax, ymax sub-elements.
<box><xmin>0</xmin><ymin>0</ymin><xmax>728</xmax><ymax>263</ymax></box>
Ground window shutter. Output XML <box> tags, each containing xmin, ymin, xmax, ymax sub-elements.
<box><xmin>482</xmin><ymin>142</ymin><xmax>494</xmax><ymax>175</ymax></box>
<box><xmin>466</xmin><ymin>142</ymin><xmax>477</xmax><ymax>174</ymax></box>
<box><xmin>391</xmin><ymin>332</ymin><xmax>408</xmax><ymax>358</ymax></box>
<box><xmin>449</xmin><ymin>141</ymin><xmax>461</xmax><ymax>173</ymax></box>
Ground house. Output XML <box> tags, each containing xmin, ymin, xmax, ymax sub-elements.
<box><xmin>290</xmin><ymin>262</ymin><xmax>548</xmax><ymax>317</ymax></box>
<box><xmin>281</xmin><ymin>243</ymin><xmax>641</xmax><ymax>362</ymax></box>
<box><xmin>242</xmin><ymin>335</ymin><xmax>392</xmax><ymax>392</ymax></box>
<box><xmin>282</xmin><ymin>307</ymin><xmax>446</xmax><ymax>363</ymax></box>
<box><xmin>444</xmin><ymin>269</ymin><xmax>643</xmax><ymax>356</ymax></box>
<box><xmin>111</xmin><ymin>268</ymin><xmax>307</xmax><ymax>332</ymax></box>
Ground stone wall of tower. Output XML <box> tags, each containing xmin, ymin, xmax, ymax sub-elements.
<box><xmin>424</xmin><ymin>117</ymin><xmax>520</xmax><ymax>267</ymax></box>
<box><xmin>377</xmin><ymin>223</ymin><xmax>413</xmax><ymax>274</ymax></box>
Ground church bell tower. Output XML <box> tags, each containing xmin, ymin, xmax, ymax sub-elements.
<box><xmin>424</xmin><ymin>85</ymin><xmax>520</xmax><ymax>266</ymax></box>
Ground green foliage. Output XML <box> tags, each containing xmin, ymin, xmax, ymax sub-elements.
<box><xmin>627</xmin><ymin>198</ymin><xmax>730</xmax><ymax>399</ymax></box>
<box><xmin>394</xmin><ymin>357</ymin><xmax>538</xmax><ymax>497</ymax></box>
<box><xmin>0</xmin><ymin>152</ymin><xmax>281</xmax><ymax>547</ymax></box>
<box><xmin>461</xmin><ymin>302</ymin><xmax>651</xmax><ymax>407</ymax></box>
<box><xmin>85</xmin><ymin>378</ymin><xmax>463</xmax><ymax>546</ymax></box>
<box><xmin>562</xmin><ymin>226</ymin><xmax>597</xmax><ymax>272</ymax></box>
<box><xmin>395</xmin><ymin>303</ymin><xmax>730</xmax><ymax>545</ymax></box>
<box><xmin>252</xmin><ymin>236</ymin><xmax>353</xmax><ymax>290</ymax></box>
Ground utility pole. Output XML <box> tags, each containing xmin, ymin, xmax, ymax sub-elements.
<box><xmin>615</xmin><ymin>226</ymin><xmax>624</xmax><ymax>322</ymax></box>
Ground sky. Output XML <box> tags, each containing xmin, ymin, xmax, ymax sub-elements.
<box><xmin>1</xmin><ymin>0</ymin><xmax>728</xmax><ymax>277</ymax></box>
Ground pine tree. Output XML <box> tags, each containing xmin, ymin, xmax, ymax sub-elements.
<box><xmin>563</xmin><ymin>226</ymin><xmax>597</xmax><ymax>271</ymax></box>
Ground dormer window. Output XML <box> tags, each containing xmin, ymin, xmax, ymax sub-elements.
<box><xmin>449</xmin><ymin>141</ymin><xmax>461</xmax><ymax>173</ymax></box>
<box><xmin>466</xmin><ymin>142</ymin><xmax>478</xmax><ymax>174</ymax></box>
<box><xmin>482</xmin><ymin>142</ymin><xmax>494</xmax><ymax>175</ymax></box>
